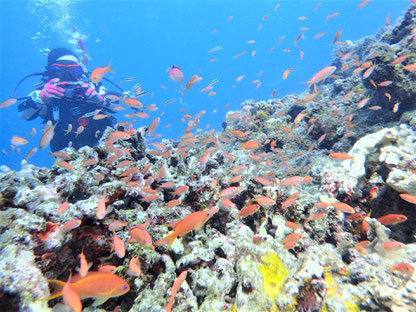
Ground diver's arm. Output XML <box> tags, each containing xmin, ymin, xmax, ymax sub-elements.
<box><xmin>18</xmin><ymin>79</ymin><xmax>64</xmax><ymax>120</ymax></box>
<box><xmin>17</xmin><ymin>91</ymin><xmax>47</xmax><ymax>120</ymax></box>
<box><xmin>83</xmin><ymin>82</ymin><xmax>119</xmax><ymax>113</ymax></box>
<box><xmin>101</xmin><ymin>98</ymin><xmax>119</xmax><ymax>113</ymax></box>
<box><xmin>95</xmin><ymin>84</ymin><xmax>119</xmax><ymax>113</ymax></box>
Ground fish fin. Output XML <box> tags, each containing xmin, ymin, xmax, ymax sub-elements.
<box><xmin>154</xmin><ymin>232</ymin><xmax>177</xmax><ymax>250</ymax></box>
<box><xmin>93</xmin><ymin>297</ymin><xmax>109</xmax><ymax>306</ymax></box>
<box><xmin>105</xmin><ymin>61</ymin><xmax>116</xmax><ymax>74</ymax></box>
<box><xmin>169</xmin><ymin>220</ymin><xmax>181</xmax><ymax>230</ymax></box>
<box><xmin>37</xmin><ymin>279</ymin><xmax>66</xmax><ymax>301</ymax></box>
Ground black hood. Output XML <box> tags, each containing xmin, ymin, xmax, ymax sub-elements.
<box><xmin>47</xmin><ymin>48</ymin><xmax>78</xmax><ymax>67</ymax></box>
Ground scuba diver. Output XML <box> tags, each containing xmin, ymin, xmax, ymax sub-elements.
<box><xmin>17</xmin><ymin>48</ymin><xmax>119</xmax><ymax>152</ymax></box>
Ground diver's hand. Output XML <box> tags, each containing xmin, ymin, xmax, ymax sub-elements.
<box><xmin>40</xmin><ymin>78</ymin><xmax>65</xmax><ymax>100</ymax></box>
<box><xmin>81</xmin><ymin>83</ymin><xmax>104</xmax><ymax>105</ymax></box>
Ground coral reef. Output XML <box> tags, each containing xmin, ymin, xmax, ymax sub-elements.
<box><xmin>2</xmin><ymin>3</ymin><xmax>416</xmax><ymax>312</ymax></box>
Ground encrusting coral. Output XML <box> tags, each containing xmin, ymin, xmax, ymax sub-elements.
<box><xmin>3</xmin><ymin>3</ymin><xmax>416</xmax><ymax>312</ymax></box>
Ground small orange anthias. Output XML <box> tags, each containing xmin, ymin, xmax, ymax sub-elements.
<box><xmin>155</xmin><ymin>206</ymin><xmax>218</xmax><ymax>250</ymax></box>
<box><xmin>41</xmin><ymin>271</ymin><xmax>130</xmax><ymax>309</ymax></box>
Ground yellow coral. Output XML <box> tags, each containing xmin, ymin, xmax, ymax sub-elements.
<box><xmin>258</xmin><ymin>252</ymin><xmax>293</xmax><ymax>311</ymax></box>
<box><xmin>256</xmin><ymin>110</ymin><xmax>269</xmax><ymax>121</ymax></box>
<box><xmin>321</xmin><ymin>268</ymin><xmax>359</xmax><ymax>312</ymax></box>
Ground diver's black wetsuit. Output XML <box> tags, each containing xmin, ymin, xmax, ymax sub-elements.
<box><xmin>18</xmin><ymin>81</ymin><xmax>117</xmax><ymax>152</ymax></box>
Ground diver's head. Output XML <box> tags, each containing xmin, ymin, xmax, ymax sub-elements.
<box><xmin>47</xmin><ymin>48</ymin><xmax>84</xmax><ymax>82</ymax></box>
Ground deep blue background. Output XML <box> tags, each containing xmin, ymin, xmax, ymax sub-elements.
<box><xmin>0</xmin><ymin>0</ymin><xmax>410</xmax><ymax>170</ymax></box>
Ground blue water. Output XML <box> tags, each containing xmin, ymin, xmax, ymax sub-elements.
<box><xmin>0</xmin><ymin>0</ymin><xmax>410</xmax><ymax>170</ymax></box>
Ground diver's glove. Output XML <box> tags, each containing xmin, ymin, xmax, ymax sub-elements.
<box><xmin>81</xmin><ymin>83</ymin><xmax>104</xmax><ymax>105</ymax></box>
<box><xmin>40</xmin><ymin>78</ymin><xmax>65</xmax><ymax>101</ymax></box>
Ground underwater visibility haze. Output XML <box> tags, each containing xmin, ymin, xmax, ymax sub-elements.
<box><xmin>2</xmin><ymin>0</ymin><xmax>416</xmax><ymax>311</ymax></box>
<box><xmin>0</xmin><ymin>0</ymin><xmax>410</xmax><ymax>169</ymax></box>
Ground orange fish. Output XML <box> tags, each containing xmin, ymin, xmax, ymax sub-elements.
<box><xmin>369</xmin><ymin>186</ymin><xmax>379</xmax><ymax>199</ymax></box>
<box><xmin>377</xmin><ymin>214</ymin><xmax>407</xmax><ymax>225</ymax></box>
<box><xmin>90</xmin><ymin>61</ymin><xmax>115</xmax><ymax>83</ymax></box>
<box><xmin>185</xmin><ymin>75</ymin><xmax>202</xmax><ymax>91</ymax></box>
<box><xmin>307</xmin><ymin>212</ymin><xmax>327</xmax><ymax>221</ymax></box>
<box><xmin>368</xmin><ymin>105</ymin><xmax>382</xmax><ymax>110</ymax></box>
<box><xmin>97</xmin><ymin>265</ymin><xmax>117</xmax><ymax>273</ymax></box>
<box><xmin>56</xmin><ymin>161</ymin><xmax>74</xmax><ymax>171</ymax></box>
<box><xmin>165</xmin><ymin>199</ymin><xmax>182</xmax><ymax>209</ymax></box>
<box><xmin>382</xmin><ymin>241</ymin><xmax>405</xmax><ymax>251</ymax></box>
<box><xmin>332</xmin><ymin>30</ymin><xmax>342</xmax><ymax>44</ymax></box>
<box><xmin>392</xmin><ymin>54</ymin><xmax>409</xmax><ymax>65</ymax></box>
<box><xmin>220</xmin><ymin>199</ymin><xmax>237</xmax><ymax>210</ymax></box>
<box><xmin>173</xmin><ymin>185</ymin><xmax>189</xmax><ymax>196</ymax></box>
<box><xmin>96</xmin><ymin>189</ymin><xmax>107</xmax><ymax>220</ymax></box>
<box><xmin>197</xmin><ymin>152</ymin><xmax>211</xmax><ymax>167</ymax></box>
<box><xmin>124</xmin><ymin>98</ymin><xmax>142</xmax><ymax>108</ymax></box>
<box><xmin>280</xmin><ymin>176</ymin><xmax>304</xmax><ymax>186</ymax></box>
<box><xmin>282</xmin><ymin>233</ymin><xmax>302</xmax><ymax>244</ymax></box>
<box><xmin>82</xmin><ymin>158</ymin><xmax>98</xmax><ymax>167</ymax></box>
<box><xmin>357</xmin><ymin>97</ymin><xmax>370</xmax><ymax>109</ymax></box>
<box><xmin>219</xmin><ymin>186</ymin><xmax>243</xmax><ymax>200</ymax></box>
<box><xmin>166</xmin><ymin>270</ymin><xmax>188</xmax><ymax>312</ymax></box>
<box><xmin>403</xmin><ymin>63</ymin><xmax>416</xmax><ymax>71</ymax></box>
<box><xmin>325</xmin><ymin>12</ymin><xmax>339</xmax><ymax>22</ymax></box>
<box><xmin>308</xmin><ymin>66</ymin><xmax>336</xmax><ymax>85</ymax></box>
<box><xmin>127</xmin><ymin>257</ymin><xmax>142</xmax><ymax>277</ymax></box>
<box><xmin>58</xmin><ymin>201</ymin><xmax>69</xmax><ymax>215</ymax></box>
<box><xmin>63</xmin><ymin>273</ymin><xmax>82</xmax><ymax>312</ymax></box>
<box><xmin>63</xmin><ymin>219</ymin><xmax>82</xmax><ymax>233</ymax></box>
<box><xmin>347</xmin><ymin>212</ymin><xmax>367</xmax><ymax>221</ymax></box>
<box><xmin>254</xmin><ymin>176</ymin><xmax>272</xmax><ymax>186</ymax></box>
<box><xmin>11</xmin><ymin>135</ymin><xmax>28</xmax><ymax>146</ymax></box>
<box><xmin>362</xmin><ymin>213</ymin><xmax>370</xmax><ymax>235</ymax></box>
<box><xmin>43</xmin><ymin>271</ymin><xmax>130</xmax><ymax>305</ymax></box>
<box><xmin>391</xmin><ymin>262</ymin><xmax>414</xmax><ymax>275</ymax></box>
<box><xmin>285</xmin><ymin>221</ymin><xmax>300</xmax><ymax>229</ymax></box>
<box><xmin>147</xmin><ymin>117</ymin><xmax>160</xmax><ymax>136</ymax></box>
<box><xmin>358</xmin><ymin>0</ymin><xmax>371</xmax><ymax>9</ymax></box>
<box><xmin>254</xmin><ymin>196</ymin><xmax>275</xmax><ymax>206</ymax></box>
<box><xmin>377</xmin><ymin>80</ymin><xmax>392</xmax><ymax>87</ymax></box>
<box><xmin>51</xmin><ymin>152</ymin><xmax>71</xmax><ymax>160</ymax></box>
<box><xmin>155</xmin><ymin>207</ymin><xmax>218</xmax><ymax>249</ymax></box>
<box><xmin>134</xmin><ymin>112</ymin><xmax>149</xmax><ymax>119</ymax></box>
<box><xmin>109</xmin><ymin>220</ymin><xmax>128</xmax><ymax>231</ymax></box>
<box><xmin>362</xmin><ymin>65</ymin><xmax>375</xmax><ymax>79</ymax></box>
<box><xmin>112</xmin><ymin>230</ymin><xmax>125</xmax><ymax>258</ymax></box>
<box><xmin>329</xmin><ymin>152</ymin><xmax>354</xmax><ymax>160</ymax></box>
<box><xmin>0</xmin><ymin>98</ymin><xmax>17</xmax><ymax>108</ymax></box>
<box><xmin>238</xmin><ymin>204</ymin><xmax>261</xmax><ymax>218</ymax></box>
<box><xmin>39</xmin><ymin>122</ymin><xmax>57</xmax><ymax>150</ymax></box>
<box><xmin>128</xmin><ymin>226</ymin><xmax>153</xmax><ymax>248</ymax></box>
<box><xmin>283</xmin><ymin>241</ymin><xmax>298</xmax><ymax>249</ymax></box>
<box><xmin>253</xmin><ymin>235</ymin><xmax>267</xmax><ymax>244</ymax></box>
<box><xmin>283</xmin><ymin>68</ymin><xmax>294</xmax><ymax>80</ymax></box>
<box><xmin>141</xmin><ymin>194</ymin><xmax>159</xmax><ymax>202</ymax></box>
<box><xmin>282</xmin><ymin>197</ymin><xmax>297</xmax><ymax>209</ymax></box>
<box><xmin>399</xmin><ymin>193</ymin><xmax>416</xmax><ymax>204</ymax></box>
<box><xmin>240</xmin><ymin>140</ymin><xmax>260</xmax><ymax>150</ymax></box>
<box><xmin>92</xmin><ymin>114</ymin><xmax>109</xmax><ymax>120</ymax></box>
<box><xmin>332</xmin><ymin>202</ymin><xmax>355</xmax><ymax>213</ymax></box>
<box><xmin>78</xmin><ymin>248</ymin><xmax>91</xmax><ymax>278</ymax></box>
<box><xmin>159</xmin><ymin>181</ymin><xmax>174</xmax><ymax>189</ymax></box>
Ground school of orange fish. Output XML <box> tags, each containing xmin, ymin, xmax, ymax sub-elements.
<box><xmin>3</xmin><ymin>1</ymin><xmax>416</xmax><ymax>311</ymax></box>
